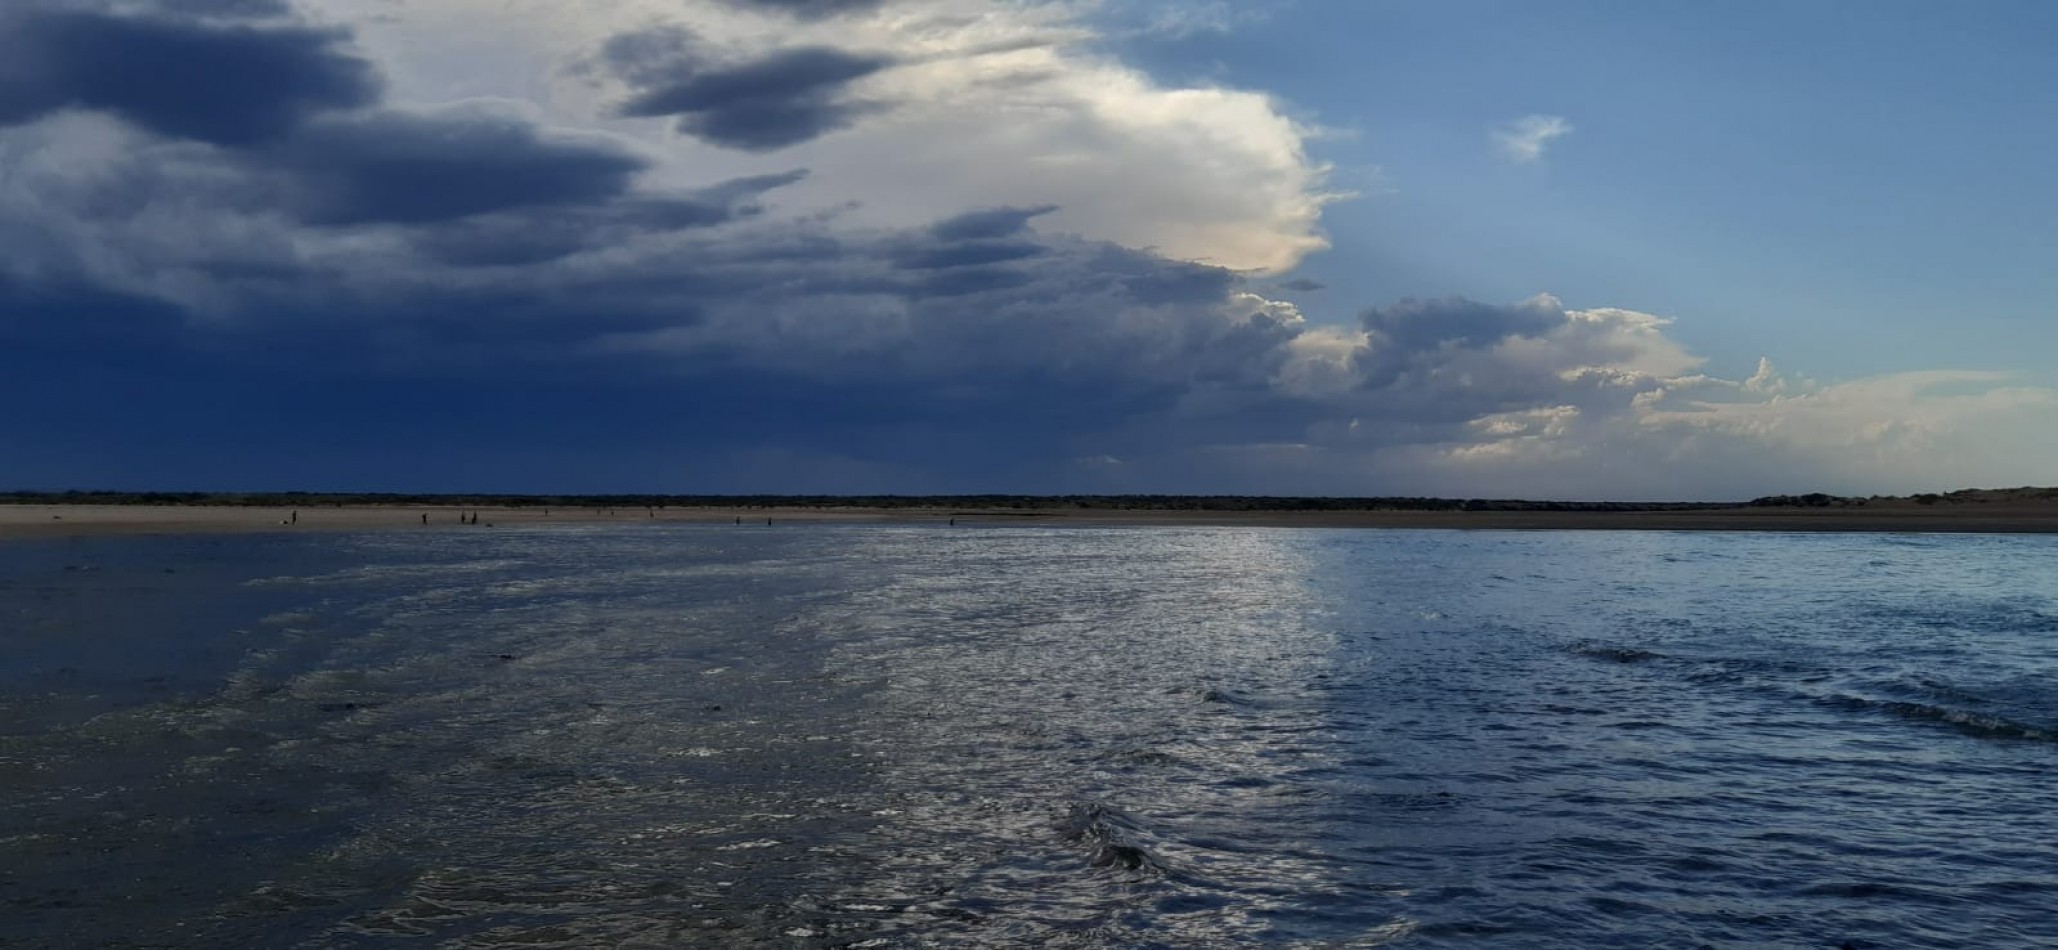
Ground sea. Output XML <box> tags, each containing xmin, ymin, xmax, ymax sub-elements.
<box><xmin>2</xmin><ymin>525</ymin><xmax>2054</xmax><ymax>949</ymax></box>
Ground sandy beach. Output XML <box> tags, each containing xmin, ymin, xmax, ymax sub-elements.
<box><xmin>5</xmin><ymin>500</ymin><xmax>2058</xmax><ymax>538</ymax></box>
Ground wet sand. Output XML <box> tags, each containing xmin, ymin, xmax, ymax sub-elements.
<box><xmin>5</xmin><ymin>501</ymin><xmax>2058</xmax><ymax>538</ymax></box>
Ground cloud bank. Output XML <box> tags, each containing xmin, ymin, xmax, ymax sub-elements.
<box><xmin>0</xmin><ymin>0</ymin><xmax>2047</xmax><ymax>496</ymax></box>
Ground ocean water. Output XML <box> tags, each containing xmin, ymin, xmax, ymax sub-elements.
<box><xmin>2</xmin><ymin>525</ymin><xmax>2055</xmax><ymax>948</ymax></box>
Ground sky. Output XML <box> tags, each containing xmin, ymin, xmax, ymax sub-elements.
<box><xmin>1</xmin><ymin>0</ymin><xmax>2053</xmax><ymax>499</ymax></box>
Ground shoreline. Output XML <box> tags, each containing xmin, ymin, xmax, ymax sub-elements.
<box><xmin>5</xmin><ymin>502</ymin><xmax>2058</xmax><ymax>538</ymax></box>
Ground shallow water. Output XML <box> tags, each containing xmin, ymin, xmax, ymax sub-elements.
<box><xmin>3</xmin><ymin>526</ymin><xmax>2055</xmax><ymax>948</ymax></box>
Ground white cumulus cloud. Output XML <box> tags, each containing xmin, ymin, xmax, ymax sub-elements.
<box><xmin>1494</xmin><ymin>114</ymin><xmax>1572</xmax><ymax>163</ymax></box>
<box><xmin>301</xmin><ymin>0</ymin><xmax>1336</xmax><ymax>273</ymax></box>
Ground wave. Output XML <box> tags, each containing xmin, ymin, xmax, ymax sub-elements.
<box><xmin>1103</xmin><ymin>747</ymin><xmax>1188</xmax><ymax>769</ymax></box>
<box><xmin>1055</xmin><ymin>802</ymin><xmax>1172</xmax><ymax>878</ymax></box>
<box><xmin>1901</xmin><ymin>674</ymin><xmax>1995</xmax><ymax>707</ymax></box>
<box><xmin>1562</xmin><ymin>638</ymin><xmax>2056</xmax><ymax>744</ymax></box>
<box><xmin>1170</xmin><ymin>685</ymin><xmax>1255</xmax><ymax>706</ymax></box>
<box><xmin>1861</xmin><ymin>598</ymin><xmax>2058</xmax><ymax>635</ymax></box>
<box><xmin>1819</xmin><ymin>694</ymin><xmax>2054</xmax><ymax>742</ymax></box>
<box><xmin>1566</xmin><ymin>642</ymin><xmax>1666</xmax><ymax>664</ymax></box>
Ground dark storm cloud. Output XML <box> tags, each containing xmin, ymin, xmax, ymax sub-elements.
<box><xmin>891</xmin><ymin>209</ymin><xmax>1051</xmax><ymax>271</ymax></box>
<box><xmin>0</xmin><ymin>130</ymin><xmax>1720</xmax><ymax>494</ymax></box>
<box><xmin>404</xmin><ymin>207</ymin><xmax>702</xmax><ymax>269</ymax></box>
<box><xmin>1120</xmin><ymin>259</ymin><xmax>1238</xmax><ymax>306</ymax></box>
<box><xmin>348</xmin><ymin>217</ymin><xmax>1274</xmax><ymax>394</ymax></box>
<box><xmin>0</xmin><ymin>8</ymin><xmax>378</xmax><ymax>146</ymax></box>
<box><xmin>603</xmin><ymin>27</ymin><xmax>893</xmax><ymax>150</ymax></box>
<box><xmin>1359</xmin><ymin>296</ymin><xmax>1559</xmax><ymax>354</ymax></box>
<box><xmin>0</xmin><ymin>124</ymin><xmax>1608</xmax><ymax>441</ymax></box>
<box><xmin>276</xmin><ymin>110</ymin><xmax>648</xmax><ymax>225</ymax></box>
<box><xmin>407</xmin><ymin>172</ymin><xmax>809</xmax><ymax>267</ymax></box>
<box><xmin>911</xmin><ymin>265</ymin><xmax>1034</xmax><ymax>297</ymax></box>
<box><xmin>1353</xmin><ymin>296</ymin><xmax>1561</xmax><ymax>389</ymax></box>
<box><xmin>0</xmin><ymin>275</ymin><xmax>190</xmax><ymax>353</ymax></box>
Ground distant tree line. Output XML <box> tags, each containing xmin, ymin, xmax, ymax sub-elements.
<box><xmin>1745</xmin><ymin>493</ymin><xmax>1856</xmax><ymax>507</ymax></box>
<box><xmin>0</xmin><ymin>489</ymin><xmax>1752</xmax><ymax>512</ymax></box>
<box><xmin>1745</xmin><ymin>487</ymin><xmax>2058</xmax><ymax>507</ymax></box>
<box><xmin>10</xmin><ymin>488</ymin><xmax>2044</xmax><ymax>511</ymax></box>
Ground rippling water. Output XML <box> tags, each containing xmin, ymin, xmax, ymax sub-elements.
<box><xmin>3</xmin><ymin>526</ymin><xmax>2056</xmax><ymax>948</ymax></box>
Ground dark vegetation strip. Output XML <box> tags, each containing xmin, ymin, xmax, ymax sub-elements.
<box><xmin>3</xmin><ymin>488</ymin><xmax>2049</xmax><ymax>512</ymax></box>
<box><xmin>0</xmin><ymin>489</ymin><xmax>1816</xmax><ymax>512</ymax></box>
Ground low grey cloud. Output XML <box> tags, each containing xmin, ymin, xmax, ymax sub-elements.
<box><xmin>717</xmin><ymin>0</ymin><xmax>889</xmax><ymax>19</ymax></box>
<box><xmin>123</xmin><ymin>0</ymin><xmax>297</xmax><ymax>17</ymax></box>
<box><xmin>407</xmin><ymin>172</ymin><xmax>808</xmax><ymax>268</ymax></box>
<box><xmin>892</xmin><ymin>240</ymin><xmax>1046</xmax><ymax>272</ymax></box>
<box><xmin>604</xmin><ymin>27</ymin><xmax>893</xmax><ymax>151</ymax></box>
<box><xmin>275</xmin><ymin>108</ymin><xmax>649</xmax><ymax>225</ymax></box>
<box><xmin>0</xmin><ymin>6</ymin><xmax>378</xmax><ymax>146</ymax></box>
<box><xmin>1355</xmin><ymin>296</ymin><xmax>1563</xmax><ymax>391</ymax></box>
<box><xmin>1360</xmin><ymin>296</ymin><xmax>1559</xmax><ymax>360</ymax></box>
<box><xmin>928</xmin><ymin>206</ymin><xmax>1058</xmax><ymax>241</ymax></box>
